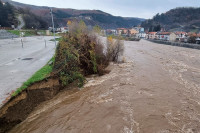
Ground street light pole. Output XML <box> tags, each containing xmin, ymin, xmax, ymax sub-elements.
<box><xmin>50</xmin><ymin>8</ymin><xmax>56</xmax><ymax>46</ymax></box>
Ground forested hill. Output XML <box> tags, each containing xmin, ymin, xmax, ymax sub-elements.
<box><xmin>141</xmin><ymin>7</ymin><xmax>200</xmax><ymax>32</ymax></box>
<box><xmin>0</xmin><ymin>1</ymin><xmax>17</xmax><ymax>27</ymax></box>
<box><xmin>2</xmin><ymin>0</ymin><xmax>145</xmax><ymax>29</ymax></box>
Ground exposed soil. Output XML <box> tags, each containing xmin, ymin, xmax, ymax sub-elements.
<box><xmin>0</xmin><ymin>78</ymin><xmax>61</xmax><ymax>133</ymax></box>
<box><xmin>1</xmin><ymin>39</ymin><xmax>200</xmax><ymax>133</ymax></box>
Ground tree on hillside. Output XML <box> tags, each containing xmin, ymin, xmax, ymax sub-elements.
<box><xmin>154</xmin><ymin>24</ymin><xmax>161</xmax><ymax>32</ymax></box>
<box><xmin>0</xmin><ymin>1</ymin><xmax>4</xmax><ymax>26</ymax></box>
<box><xmin>68</xmin><ymin>20</ymin><xmax>88</xmax><ymax>36</ymax></box>
<box><xmin>79</xmin><ymin>20</ymin><xmax>87</xmax><ymax>32</ymax></box>
<box><xmin>5</xmin><ymin>2</ymin><xmax>16</xmax><ymax>24</ymax></box>
<box><xmin>93</xmin><ymin>25</ymin><xmax>101</xmax><ymax>34</ymax></box>
<box><xmin>19</xmin><ymin>8</ymin><xmax>48</xmax><ymax>29</ymax></box>
<box><xmin>0</xmin><ymin>1</ymin><xmax>16</xmax><ymax>27</ymax></box>
<box><xmin>141</xmin><ymin>7</ymin><xmax>200</xmax><ymax>32</ymax></box>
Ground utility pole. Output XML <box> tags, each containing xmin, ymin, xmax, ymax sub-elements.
<box><xmin>50</xmin><ymin>8</ymin><xmax>56</xmax><ymax>46</ymax></box>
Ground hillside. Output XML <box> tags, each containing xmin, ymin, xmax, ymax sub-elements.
<box><xmin>141</xmin><ymin>7</ymin><xmax>200</xmax><ymax>32</ymax></box>
<box><xmin>2</xmin><ymin>0</ymin><xmax>145</xmax><ymax>29</ymax></box>
<box><xmin>0</xmin><ymin>1</ymin><xmax>17</xmax><ymax>27</ymax></box>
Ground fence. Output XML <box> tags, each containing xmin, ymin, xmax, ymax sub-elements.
<box><xmin>147</xmin><ymin>39</ymin><xmax>200</xmax><ymax>50</ymax></box>
<box><xmin>0</xmin><ymin>27</ymin><xmax>13</xmax><ymax>30</ymax></box>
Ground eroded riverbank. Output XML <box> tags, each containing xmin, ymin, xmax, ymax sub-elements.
<box><xmin>8</xmin><ymin>40</ymin><xmax>200</xmax><ymax>133</ymax></box>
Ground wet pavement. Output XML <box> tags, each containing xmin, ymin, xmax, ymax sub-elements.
<box><xmin>0</xmin><ymin>36</ymin><xmax>56</xmax><ymax>106</ymax></box>
<box><xmin>10</xmin><ymin>39</ymin><xmax>200</xmax><ymax>133</ymax></box>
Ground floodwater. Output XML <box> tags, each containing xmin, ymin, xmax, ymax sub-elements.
<box><xmin>10</xmin><ymin>40</ymin><xmax>200</xmax><ymax>133</ymax></box>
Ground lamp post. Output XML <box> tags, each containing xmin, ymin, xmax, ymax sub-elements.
<box><xmin>50</xmin><ymin>8</ymin><xmax>56</xmax><ymax>46</ymax></box>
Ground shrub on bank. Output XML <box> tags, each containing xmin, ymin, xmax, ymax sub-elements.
<box><xmin>54</xmin><ymin>21</ymin><xmax>109</xmax><ymax>87</ymax></box>
<box><xmin>107</xmin><ymin>36</ymin><xmax>124</xmax><ymax>62</ymax></box>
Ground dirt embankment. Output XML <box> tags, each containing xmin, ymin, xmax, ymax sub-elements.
<box><xmin>0</xmin><ymin>78</ymin><xmax>61</xmax><ymax>133</ymax></box>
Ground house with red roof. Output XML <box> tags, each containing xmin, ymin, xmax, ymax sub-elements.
<box><xmin>116</xmin><ymin>28</ymin><xmax>128</xmax><ymax>35</ymax></box>
<box><xmin>146</xmin><ymin>32</ymin><xmax>157</xmax><ymax>39</ymax></box>
<box><xmin>156</xmin><ymin>32</ymin><xmax>171</xmax><ymax>41</ymax></box>
<box><xmin>175</xmin><ymin>32</ymin><xmax>187</xmax><ymax>42</ymax></box>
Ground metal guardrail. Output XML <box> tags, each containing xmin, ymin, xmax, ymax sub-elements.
<box><xmin>147</xmin><ymin>39</ymin><xmax>200</xmax><ymax>50</ymax></box>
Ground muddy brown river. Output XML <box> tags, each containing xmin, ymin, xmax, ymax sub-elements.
<box><xmin>9</xmin><ymin>40</ymin><xmax>200</xmax><ymax>133</ymax></box>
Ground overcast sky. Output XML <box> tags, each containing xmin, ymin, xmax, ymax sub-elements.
<box><xmin>13</xmin><ymin>0</ymin><xmax>200</xmax><ymax>19</ymax></box>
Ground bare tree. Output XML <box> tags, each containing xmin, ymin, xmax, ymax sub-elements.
<box><xmin>107</xmin><ymin>37</ymin><xmax>124</xmax><ymax>62</ymax></box>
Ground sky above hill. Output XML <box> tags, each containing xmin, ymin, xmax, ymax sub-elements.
<box><xmin>13</xmin><ymin>0</ymin><xmax>200</xmax><ymax>19</ymax></box>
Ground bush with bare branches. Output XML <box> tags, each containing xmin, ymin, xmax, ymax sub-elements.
<box><xmin>53</xmin><ymin>21</ymin><xmax>109</xmax><ymax>87</ymax></box>
<box><xmin>106</xmin><ymin>36</ymin><xmax>124</xmax><ymax>62</ymax></box>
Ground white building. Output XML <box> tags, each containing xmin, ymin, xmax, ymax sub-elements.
<box><xmin>136</xmin><ymin>32</ymin><xmax>146</xmax><ymax>38</ymax></box>
<box><xmin>175</xmin><ymin>32</ymin><xmax>187</xmax><ymax>42</ymax></box>
<box><xmin>61</xmin><ymin>27</ymin><xmax>68</xmax><ymax>33</ymax></box>
<box><xmin>157</xmin><ymin>32</ymin><xmax>171</xmax><ymax>41</ymax></box>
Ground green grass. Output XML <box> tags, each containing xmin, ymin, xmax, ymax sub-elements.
<box><xmin>50</xmin><ymin>37</ymin><xmax>62</xmax><ymax>41</ymax></box>
<box><xmin>7</xmin><ymin>30</ymin><xmax>20</xmax><ymax>36</ymax></box>
<box><xmin>37</xmin><ymin>30</ymin><xmax>46</xmax><ymax>35</ymax></box>
<box><xmin>12</xmin><ymin>57</ymin><xmax>55</xmax><ymax>97</ymax></box>
<box><xmin>7</xmin><ymin>30</ymin><xmax>38</xmax><ymax>37</ymax></box>
<box><xmin>23</xmin><ymin>30</ymin><xmax>37</xmax><ymax>36</ymax></box>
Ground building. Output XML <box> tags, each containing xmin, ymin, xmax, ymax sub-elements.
<box><xmin>116</xmin><ymin>28</ymin><xmax>128</xmax><ymax>36</ymax></box>
<box><xmin>129</xmin><ymin>28</ymin><xmax>139</xmax><ymax>36</ymax></box>
<box><xmin>169</xmin><ymin>33</ymin><xmax>177</xmax><ymax>42</ymax></box>
<box><xmin>133</xmin><ymin>27</ymin><xmax>146</xmax><ymax>38</ymax></box>
<box><xmin>85</xmin><ymin>16</ymin><xmax>91</xmax><ymax>20</ymax></box>
<box><xmin>111</xmin><ymin>29</ymin><xmax>117</xmax><ymax>35</ymax></box>
<box><xmin>106</xmin><ymin>29</ymin><xmax>117</xmax><ymax>35</ymax></box>
<box><xmin>157</xmin><ymin>32</ymin><xmax>171</xmax><ymax>41</ymax></box>
<box><xmin>60</xmin><ymin>27</ymin><xmax>68</xmax><ymax>33</ymax></box>
<box><xmin>146</xmin><ymin>32</ymin><xmax>157</xmax><ymax>39</ymax></box>
<box><xmin>133</xmin><ymin>27</ymin><xmax>141</xmax><ymax>32</ymax></box>
<box><xmin>139</xmin><ymin>28</ymin><xmax>145</xmax><ymax>33</ymax></box>
<box><xmin>122</xmin><ymin>29</ymin><xmax>128</xmax><ymax>35</ymax></box>
<box><xmin>136</xmin><ymin>32</ymin><xmax>146</xmax><ymax>38</ymax></box>
<box><xmin>116</xmin><ymin>28</ymin><xmax>123</xmax><ymax>35</ymax></box>
<box><xmin>175</xmin><ymin>32</ymin><xmax>187</xmax><ymax>42</ymax></box>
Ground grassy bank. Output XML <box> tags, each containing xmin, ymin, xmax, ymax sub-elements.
<box><xmin>50</xmin><ymin>38</ymin><xmax>62</xmax><ymax>41</ymax></box>
<box><xmin>12</xmin><ymin>57</ymin><xmax>55</xmax><ymax>97</ymax></box>
<box><xmin>7</xmin><ymin>30</ymin><xmax>46</xmax><ymax>37</ymax></box>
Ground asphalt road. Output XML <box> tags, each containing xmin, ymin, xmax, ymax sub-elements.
<box><xmin>0</xmin><ymin>36</ymin><xmax>56</xmax><ymax>106</ymax></box>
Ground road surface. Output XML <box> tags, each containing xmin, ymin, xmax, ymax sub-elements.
<box><xmin>10</xmin><ymin>39</ymin><xmax>200</xmax><ymax>133</ymax></box>
<box><xmin>0</xmin><ymin>36</ymin><xmax>56</xmax><ymax>106</ymax></box>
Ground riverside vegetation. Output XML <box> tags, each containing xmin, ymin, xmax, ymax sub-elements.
<box><xmin>54</xmin><ymin>21</ymin><xmax>124</xmax><ymax>89</ymax></box>
<box><xmin>0</xmin><ymin>21</ymin><xmax>124</xmax><ymax>133</ymax></box>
